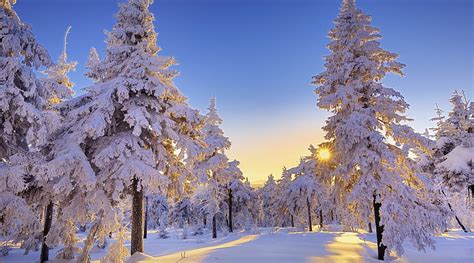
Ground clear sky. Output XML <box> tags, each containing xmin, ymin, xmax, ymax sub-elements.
<box><xmin>15</xmin><ymin>0</ymin><xmax>473</xmax><ymax>186</ymax></box>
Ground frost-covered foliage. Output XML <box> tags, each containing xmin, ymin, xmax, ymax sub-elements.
<box><xmin>312</xmin><ymin>0</ymin><xmax>447</xmax><ymax>257</ymax></box>
<box><xmin>0</xmin><ymin>1</ymin><xmax>51</xmax><ymax>160</ymax></box>
<box><xmin>0</xmin><ymin>1</ymin><xmax>55</xmax><ymax>253</ymax></box>
<box><xmin>101</xmin><ymin>227</ymin><xmax>129</xmax><ymax>263</ymax></box>
<box><xmin>192</xmin><ymin>97</ymin><xmax>230</xmax><ymax>232</ymax></box>
<box><xmin>147</xmin><ymin>194</ymin><xmax>169</xmax><ymax>236</ymax></box>
<box><xmin>32</xmin><ymin>0</ymin><xmax>204</xmax><ymax>258</ymax></box>
<box><xmin>272</xmin><ymin>168</ymin><xmax>294</xmax><ymax>227</ymax></box>
<box><xmin>431</xmin><ymin>91</ymin><xmax>473</xmax><ymax>191</ymax></box>
<box><xmin>429</xmin><ymin>90</ymin><xmax>473</xmax><ymax>229</ymax></box>
<box><xmin>258</xmin><ymin>175</ymin><xmax>277</xmax><ymax>227</ymax></box>
<box><xmin>286</xmin><ymin>146</ymin><xmax>328</xmax><ymax>229</ymax></box>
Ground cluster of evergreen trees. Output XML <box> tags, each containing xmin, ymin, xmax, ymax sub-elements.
<box><xmin>0</xmin><ymin>0</ymin><xmax>255</xmax><ymax>261</ymax></box>
<box><xmin>0</xmin><ymin>0</ymin><xmax>472</xmax><ymax>262</ymax></box>
<box><xmin>259</xmin><ymin>0</ymin><xmax>473</xmax><ymax>261</ymax></box>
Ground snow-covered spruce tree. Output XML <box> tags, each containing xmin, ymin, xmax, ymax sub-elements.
<box><xmin>36</xmin><ymin>26</ymin><xmax>79</xmax><ymax>262</ymax></box>
<box><xmin>273</xmin><ymin>167</ymin><xmax>294</xmax><ymax>227</ymax></box>
<box><xmin>258</xmin><ymin>174</ymin><xmax>277</xmax><ymax>227</ymax></box>
<box><xmin>0</xmin><ymin>0</ymin><xmax>55</xmax><ymax>255</ymax></box>
<box><xmin>430</xmin><ymin>91</ymin><xmax>473</xmax><ymax>231</ymax></box>
<box><xmin>61</xmin><ymin>0</ymin><xmax>203</xmax><ymax>255</ymax></box>
<box><xmin>313</xmin><ymin>0</ymin><xmax>446</xmax><ymax>259</ymax></box>
<box><xmin>287</xmin><ymin>146</ymin><xmax>327</xmax><ymax>231</ymax></box>
<box><xmin>222</xmin><ymin>160</ymin><xmax>253</xmax><ymax>232</ymax></box>
<box><xmin>192</xmin><ymin>97</ymin><xmax>230</xmax><ymax>238</ymax></box>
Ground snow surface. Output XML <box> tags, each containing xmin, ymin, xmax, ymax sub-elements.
<box><xmin>2</xmin><ymin>228</ymin><xmax>473</xmax><ymax>262</ymax></box>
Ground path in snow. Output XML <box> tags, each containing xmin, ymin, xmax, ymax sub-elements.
<box><xmin>313</xmin><ymin>232</ymin><xmax>378</xmax><ymax>263</ymax></box>
<box><xmin>129</xmin><ymin>230</ymin><xmax>344</xmax><ymax>262</ymax></box>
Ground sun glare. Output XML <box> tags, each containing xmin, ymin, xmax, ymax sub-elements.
<box><xmin>317</xmin><ymin>148</ymin><xmax>331</xmax><ymax>161</ymax></box>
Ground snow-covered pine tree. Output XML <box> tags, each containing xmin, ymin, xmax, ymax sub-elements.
<box><xmin>58</xmin><ymin>0</ymin><xmax>203</xmax><ymax>255</ymax></box>
<box><xmin>430</xmin><ymin>90</ymin><xmax>473</xmax><ymax>231</ymax></box>
<box><xmin>287</xmin><ymin>146</ymin><xmax>327</xmax><ymax>232</ymax></box>
<box><xmin>85</xmin><ymin>47</ymin><xmax>102</xmax><ymax>83</ymax></box>
<box><xmin>273</xmin><ymin>167</ymin><xmax>293</xmax><ymax>227</ymax></box>
<box><xmin>0</xmin><ymin>0</ymin><xmax>55</xmax><ymax>255</ymax></box>
<box><xmin>313</xmin><ymin>0</ymin><xmax>446</xmax><ymax>259</ymax></box>
<box><xmin>37</xmin><ymin>26</ymin><xmax>79</xmax><ymax>262</ymax></box>
<box><xmin>258</xmin><ymin>174</ymin><xmax>277</xmax><ymax>227</ymax></box>
<box><xmin>192</xmin><ymin>96</ymin><xmax>230</xmax><ymax>238</ymax></box>
<box><xmin>223</xmin><ymin>160</ymin><xmax>251</xmax><ymax>232</ymax></box>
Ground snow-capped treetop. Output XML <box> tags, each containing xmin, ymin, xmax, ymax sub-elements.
<box><xmin>206</xmin><ymin>96</ymin><xmax>222</xmax><ymax>126</ymax></box>
<box><xmin>446</xmin><ymin>91</ymin><xmax>470</xmax><ymax>132</ymax></box>
<box><xmin>431</xmin><ymin>90</ymin><xmax>473</xmax><ymax>193</ymax></box>
<box><xmin>85</xmin><ymin>47</ymin><xmax>101</xmax><ymax>82</ymax></box>
<box><xmin>202</xmin><ymin>97</ymin><xmax>231</xmax><ymax>156</ymax></box>
<box><xmin>41</xmin><ymin>26</ymin><xmax>77</xmax><ymax>105</ymax></box>
<box><xmin>193</xmin><ymin>97</ymin><xmax>231</xmax><ymax>183</ymax></box>
<box><xmin>61</xmin><ymin>0</ymin><xmax>204</xmax><ymax>198</ymax></box>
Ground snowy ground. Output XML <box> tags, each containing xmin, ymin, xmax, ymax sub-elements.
<box><xmin>2</xmin><ymin>227</ymin><xmax>473</xmax><ymax>262</ymax></box>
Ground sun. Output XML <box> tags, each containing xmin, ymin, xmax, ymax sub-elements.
<box><xmin>317</xmin><ymin>148</ymin><xmax>331</xmax><ymax>161</ymax></box>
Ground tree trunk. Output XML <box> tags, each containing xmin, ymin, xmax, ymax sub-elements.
<box><xmin>40</xmin><ymin>201</ymin><xmax>54</xmax><ymax>263</ymax></box>
<box><xmin>306</xmin><ymin>197</ymin><xmax>312</xmax><ymax>232</ymax></box>
<box><xmin>368</xmin><ymin>222</ymin><xmax>373</xmax><ymax>233</ymax></box>
<box><xmin>228</xmin><ymin>188</ymin><xmax>233</xmax><ymax>232</ymax></box>
<box><xmin>143</xmin><ymin>196</ymin><xmax>148</xmax><ymax>239</ymax></box>
<box><xmin>319</xmin><ymin>209</ymin><xmax>323</xmax><ymax>230</ymax></box>
<box><xmin>291</xmin><ymin>215</ymin><xmax>294</xmax><ymax>227</ymax></box>
<box><xmin>131</xmin><ymin>179</ymin><xmax>144</xmax><ymax>255</ymax></box>
<box><xmin>373</xmin><ymin>194</ymin><xmax>386</xmax><ymax>260</ymax></box>
<box><xmin>212</xmin><ymin>214</ymin><xmax>217</xmax><ymax>239</ymax></box>
<box><xmin>79</xmin><ymin>224</ymin><xmax>87</xmax><ymax>232</ymax></box>
<box><xmin>442</xmin><ymin>189</ymin><xmax>468</xmax><ymax>232</ymax></box>
<box><xmin>203</xmin><ymin>214</ymin><xmax>207</xmax><ymax>226</ymax></box>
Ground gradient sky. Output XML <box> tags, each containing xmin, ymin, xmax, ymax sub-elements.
<box><xmin>15</xmin><ymin>0</ymin><xmax>473</xmax><ymax>186</ymax></box>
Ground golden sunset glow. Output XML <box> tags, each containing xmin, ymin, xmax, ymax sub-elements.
<box><xmin>317</xmin><ymin>148</ymin><xmax>331</xmax><ymax>161</ymax></box>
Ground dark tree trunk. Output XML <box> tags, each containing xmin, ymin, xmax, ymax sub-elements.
<box><xmin>228</xmin><ymin>188</ymin><xmax>233</xmax><ymax>232</ymax></box>
<box><xmin>212</xmin><ymin>214</ymin><xmax>217</xmax><ymax>239</ymax></box>
<box><xmin>291</xmin><ymin>215</ymin><xmax>294</xmax><ymax>227</ymax></box>
<box><xmin>143</xmin><ymin>196</ymin><xmax>148</xmax><ymax>239</ymax></box>
<box><xmin>203</xmin><ymin>214</ymin><xmax>207</xmax><ymax>226</ymax></box>
<box><xmin>442</xmin><ymin>190</ymin><xmax>468</xmax><ymax>232</ymax></box>
<box><xmin>368</xmin><ymin>222</ymin><xmax>373</xmax><ymax>233</ymax></box>
<box><xmin>131</xmin><ymin>179</ymin><xmax>144</xmax><ymax>255</ymax></box>
<box><xmin>40</xmin><ymin>201</ymin><xmax>54</xmax><ymax>263</ymax></box>
<box><xmin>306</xmin><ymin>197</ymin><xmax>312</xmax><ymax>232</ymax></box>
<box><xmin>79</xmin><ymin>224</ymin><xmax>87</xmax><ymax>232</ymax></box>
<box><xmin>373</xmin><ymin>194</ymin><xmax>386</xmax><ymax>260</ymax></box>
<box><xmin>319</xmin><ymin>209</ymin><xmax>323</xmax><ymax>230</ymax></box>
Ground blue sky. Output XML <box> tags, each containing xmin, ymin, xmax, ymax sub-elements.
<box><xmin>15</xmin><ymin>0</ymin><xmax>473</xmax><ymax>184</ymax></box>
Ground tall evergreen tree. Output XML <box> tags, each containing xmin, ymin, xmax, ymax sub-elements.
<box><xmin>192</xmin><ymin>97</ymin><xmax>230</xmax><ymax>238</ymax></box>
<box><xmin>0</xmin><ymin>0</ymin><xmax>53</xmax><ymax>255</ymax></box>
<box><xmin>430</xmin><ymin>90</ymin><xmax>473</xmax><ymax>231</ymax></box>
<box><xmin>59</xmin><ymin>0</ymin><xmax>203</xmax><ymax>256</ymax></box>
<box><xmin>313</xmin><ymin>0</ymin><xmax>446</xmax><ymax>259</ymax></box>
